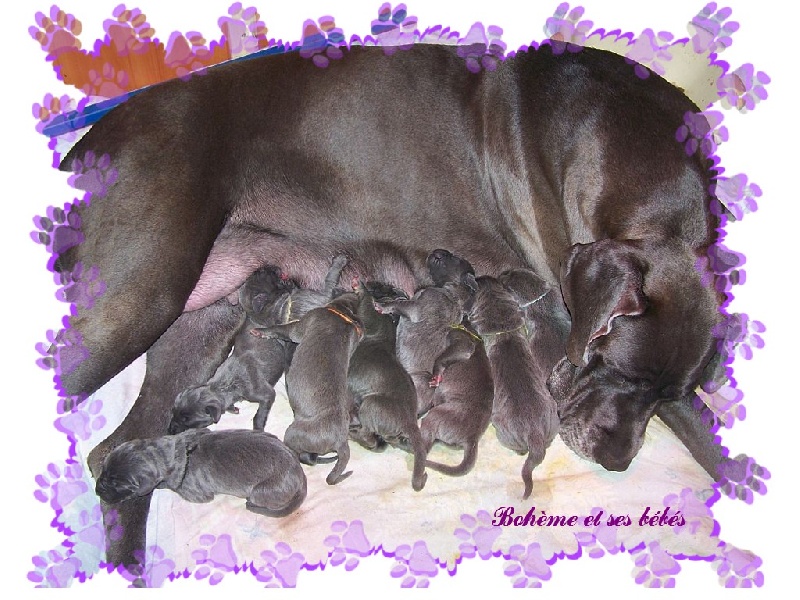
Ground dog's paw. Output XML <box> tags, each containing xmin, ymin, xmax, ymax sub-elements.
<box><xmin>630</xmin><ymin>541</ymin><xmax>680</xmax><ymax>588</ymax></box>
<box><xmin>323</xmin><ymin>520</ymin><xmax>371</xmax><ymax>571</ymax></box>
<box><xmin>29</xmin><ymin>6</ymin><xmax>82</xmax><ymax>59</ymax></box>
<box><xmin>717</xmin><ymin>453</ymin><xmax>770</xmax><ymax>503</ymax></box>
<box><xmin>503</xmin><ymin>542</ymin><xmax>552</xmax><ymax>588</ymax></box>
<box><xmin>389</xmin><ymin>541</ymin><xmax>437</xmax><ymax>587</ymax></box>
<box><xmin>254</xmin><ymin>542</ymin><xmax>305</xmax><ymax>587</ymax></box>
<box><xmin>689</xmin><ymin>2</ymin><xmax>739</xmax><ymax>55</ymax></box>
<box><xmin>31</xmin><ymin>203</ymin><xmax>83</xmax><ymax>257</ymax></box>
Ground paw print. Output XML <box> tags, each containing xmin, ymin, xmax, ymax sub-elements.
<box><xmin>713</xmin><ymin>313</ymin><xmax>765</xmax><ymax>361</ymax></box>
<box><xmin>454</xmin><ymin>510</ymin><xmax>502</xmax><ymax>560</ymax></box>
<box><xmin>712</xmin><ymin>542</ymin><xmax>764</xmax><ymax>587</ymax></box>
<box><xmin>630</xmin><ymin>541</ymin><xmax>680</xmax><ymax>587</ymax></box>
<box><xmin>55</xmin><ymin>397</ymin><xmax>107</xmax><ymax>441</ymax></box>
<box><xmin>254</xmin><ymin>542</ymin><xmax>305</xmax><ymax>587</ymax></box>
<box><xmin>219</xmin><ymin>3</ymin><xmax>269</xmax><ymax>59</ymax></box>
<box><xmin>574</xmin><ymin>507</ymin><xmax>622</xmax><ymax>559</ymax></box>
<box><xmin>36</xmin><ymin>326</ymin><xmax>90</xmax><ymax>378</ymax></box>
<box><xmin>165</xmin><ymin>31</ymin><xmax>212</xmax><ymax>79</ymax></box>
<box><xmin>32</xmin><ymin>93</ymin><xmax>79</xmax><ymax>135</ymax></box>
<box><xmin>695</xmin><ymin>383</ymin><xmax>745</xmax><ymax>429</ymax></box>
<box><xmin>299</xmin><ymin>17</ymin><xmax>346</xmax><ymax>68</ymax></box>
<box><xmin>29</xmin><ymin>6</ymin><xmax>82</xmax><ymax>59</ymax></box>
<box><xmin>544</xmin><ymin>3</ymin><xmax>593</xmax><ymax>54</ymax></box>
<box><xmin>69</xmin><ymin>503</ymin><xmax>109</xmax><ymax>553</ymax></box>
<box><xmin>688</xmin><ymin>3</ymin><xmax>739</xmax><ymax>55</ymax></box>
<box><xmin>504</xmin><ymin>543</ymin><xmax>552</xmax><ymax>588</ymax></box>
<box><xmin>81</xmin><ymin>62</ymin><xmax>130</xmax><ymax>99</ymax></box>
<box><xmin>389</xmin><ymin>541</ymin><xmax>438</xmax><ymax>587</ymax></box>
<box><xmin>457</xmin><ymin>23</ymin><xmax>506</xmax><ymax>73</ymax></box>
<box><xmin>662</xmin><ymin>488</ymin><xmax>714</xmax><ymax>536</ymax></box>
<box><xmin>103</xmin><ymin>4</ymin><xmax>154</xmax><ymax>56</ymax></box>
<box><xmin>191</xmin><ymin>533</ymin><xmax>241</xmax><ymax>584</ymax></box>
<box><xmin>717</xmin><ymin>63</ymin><xmax>770</xmax><ymax>113</ymax></box>
<box><xmin>28</xmin><ymin>547</ymin><xmax>82</xmax><ymax>587</ymax></box>
<box><xmin>117</xmin><ymin>546</ymin><xmax>175</xmax><ymax>587</ymax></box>
<box><xmin>56</xmin><ymin>262</ymin><xmax>107</xmax><ymax>310</ymax></box>
<box><xmin>418</xmin><ymin>25</ymin><xmax>459</xmax><ymax>45</ymax></box>
<box><xmin>31</xmin><ymin>203</ymin><xmax>83</xmax><ymax>257</ymax></box>
<box><xmin>713</xmin><ymin>173</ymin><xmax>762</xmax><ymax>221</ymax></box>
<box><xmin>324</xmin><ymin>520</ymin><xmax>372</xmax><ymax>570</ymax></box>
<box><xmin>371</xmin><ymin>3</ymin><xmax>418</xmax><ymax>53</ymax></box>
<box><xmin>676</xmin><ymin>110</ymin><xmax>728</xmax><ymax>157</ymax></box>
<box><xmin>68</xmin><ymin>151</ymin><xmax>119</xmax><ymax>198</ymax></box>
<box><xmin>717</xmin><ymin>454</ymin><xmax>770</xmax><ymax>504</ymax></box>
<box><xmin>626</xmin><ymin>29</ymin><xmax>673</xmax><ymax>79</ymax></box>
<box><xmin>34</xmin><ymin>461</ymin><xmax>90</xmax><ymax>514</ymax></box>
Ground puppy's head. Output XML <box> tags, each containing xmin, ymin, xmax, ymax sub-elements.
<box><xmin>168</xmin><ymin>385</ymin><xmax>222</xmax><ymax>434</ymax></box>
<box><xmin>426</xmin><ymin>249</ymin><xmax>477</xmax><ymax>292</ymax></box>
<box><xmin>95</xmin><ymin>435</ymin><xmax>189</xmax><ymax>504</ymax></box>
<box><xmin>548</xmin><ymin>238</ymin><xmax>722</xmax><ymax>471</ymax></box>
<box><xmin>240</xmin><ymin>265</ymin><xmax>296</xmax><ymax>318</ymax></box>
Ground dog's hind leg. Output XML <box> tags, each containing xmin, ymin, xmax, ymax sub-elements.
<box><xmin>87</xmin><ymin>298</ymin><xmax>244</xmax><ymax>579</ymax></box>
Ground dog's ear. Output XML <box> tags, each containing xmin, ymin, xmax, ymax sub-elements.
<box><xmin>498</xmin><ymin>268</ymin><xmax>551</xmax><ymax>306</ymax></box>
<box><xmin>561</xmin><ymin>240</ymin><xmax>648</xmax><ymax>367</ymax></box>
<box><xmin>460</xmin><ymin>272</ymin><xmax>478</xmax><ymax>294</ymax></box>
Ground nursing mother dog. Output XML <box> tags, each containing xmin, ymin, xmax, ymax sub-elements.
<box><xmin>54</xmin><ymin>42</ymin><xmax>732</xmax><ymax>571</ymax></box>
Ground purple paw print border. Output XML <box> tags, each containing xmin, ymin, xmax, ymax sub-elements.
<box><xmin>22</xmin><ymin>0</ymin><xmax>779</xmax><ymax>591</ymax></box>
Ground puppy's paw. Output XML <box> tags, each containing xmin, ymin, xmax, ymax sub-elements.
<box><xmin>429</xmin><ymin>373</ymin><xmax>442</xmax><ymax>388</ymax></box>
<box><xmin>717</xmin><ymin>453</ymin><xmax>770</xmax><ymax>504</ymax></box>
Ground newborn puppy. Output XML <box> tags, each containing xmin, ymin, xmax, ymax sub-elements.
<box><xmin>468</xmin><ymin>268</ymin><xmax>561</xmax><ymax>500</ymax></box>
<box><xmin>168</xmin><ymin>266</ymin><xmax>294</xmax><ymax>433</ymax></box>
<box><xmin>377</xmin><ymin>249</ymin><xmax>493</xmax><ymax>477</ymax></box>
<box><xmin>270</xmin><ymin>254</ymin><xmax>349</xmax><ymax>326</ymax></box>
<box><xmin>252</xmin><ymin>291</ymin><xmax>363</xmax><ymax>485</ymax></box>
<box><xmin>347</xmin><ymin>281</ymin><xmax>427</xmax><ymax>491</ymax></box>
<box><xmin>95</xmin><ymin>429</ymin><xmax>307</xmax><ymax>517</ymax></box>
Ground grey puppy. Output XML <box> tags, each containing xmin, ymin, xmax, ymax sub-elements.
<box><xmin>95</xmin><ymin>428</ymin><xmax>307</xmax><ymax>517</ymax></box>
<box><xmin>347</xmin><ymin>281</ymin><xmax>428</xmax><ymax>491</ymax></box>
<box><xmin>169</xmin><ymin>265</ymin><xmax>293</xmax><ymax>433</ymax></box>
<box><xmin>377</xmin><ymin>250</ymin><xmax>493</xmax><ymax>477</ymax></box>
<box><xmin>465</xmin><ymin>266</ymin><xmax>562</xmax><ymax>500</ymax></box>
<box><xmin>252</xmin><ymin>291</ymin><xmax>363</xmax><ymax>485</ymax></box>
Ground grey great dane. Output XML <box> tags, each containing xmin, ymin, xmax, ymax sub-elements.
<box><xmin>54</xmin><ymin>43</ymin><xmax>734</xmax><ymax>573</ymax></box>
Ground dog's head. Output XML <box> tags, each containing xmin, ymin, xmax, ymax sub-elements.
<box><xmin>94</xmin><ymin>433</ymin><xmax>196</xmax><ymax>504</ymax></box>
<box><xmin>426</xmin><ymin>249</ymin><xmax>478</xmax><ymax>291</ymax></box>
<box><xmin>240</xmin><ymin>265</ymin><xmax>296</xmax><ymax>320</ymax></box>
<box><xmin>168</xmin><ymin>385</ymin><xmax>223</xmax><ymax>434</ymax></box>
<box><xmin>547</xmin><ymin>238</ymin><xmax>722</xmax><ymax>471</ymax></box>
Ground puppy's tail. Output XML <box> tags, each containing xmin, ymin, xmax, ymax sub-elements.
<box><xmin>521</xmin><ymin>446</ymin><xmax>546</xmax><ymax>500</ymax></box>
<box><xmin>425</xmin><ymin>441</ymin><xmax>478</xmax><ymax>477</ymax></box>
<box><xmin>407</xmin><ymin>429</ymin><xmax>428</xmax><ymax>492</ymax></box>
<box><xmin>325</xmin><ymin>443</ymin><xmax>352</xmax><ymax>485</ymax></box>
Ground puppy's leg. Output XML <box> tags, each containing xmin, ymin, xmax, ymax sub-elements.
<box><xmin>430</xmin><ymin>330</ymin><xmax>478</xmax><ymax>387</ymax></box>
<box><xmin>250</xmin><ymin>321</ymin><xmax>303</xmax><ymax>344</ymax></box>
<box><xmin>322</xmin><ymin>254</ymin><xmax>348</xmax><ymax>296</ymax></box>
<box><xmin>252</xmin><ymin>385</ymin><xmax>276</xmax><ymax>431</ymax></box>
<box><xmin>87</xmin><ymin>299</ymin><xmax>244</xmax><ymax>578</ymax></box>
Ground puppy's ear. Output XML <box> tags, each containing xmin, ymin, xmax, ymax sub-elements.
<box><xmin>498</xmin><ymin>268</ymin><xmax>551</xmax><ymax>306</ymax></box>
<box><xmin>561</xmin><ymin>240</ymin><xmax>648</xmax><ymax>367</ymax></box>
<box><xmin>460</xmin><ymin>272</ymin><xmax>478</xmax><ymax>294</ymax></box>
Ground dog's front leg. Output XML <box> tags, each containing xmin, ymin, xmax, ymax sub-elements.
<box><xmin>88</xmin><ymin>298</ymin><xmax>244</xmax><ymax>582</ymax></box>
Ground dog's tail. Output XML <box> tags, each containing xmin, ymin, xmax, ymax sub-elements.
<box><xmin>407</xmin><ymin>429</ymin><xmax>428</xmax><ymax>492</ymax></box>
<box><xmin>424</xmin><ymin>441</ymin><xmax>478</xmax><ymax>477</ymax></box>
<box><xmin>325</xmin><ymin>443</ymin><xmax>352</xmax><ymax>485</ymax></box>
<box><xmin>521</xmin><ymin>445</ymin><xmax>547</xmax><ymax>500</ymax></box>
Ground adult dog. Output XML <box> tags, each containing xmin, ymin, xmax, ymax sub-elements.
<box><xmin>56</xmin><ymin>43</ymin><xmax>729</xmax><ymax>572</ymax></box>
